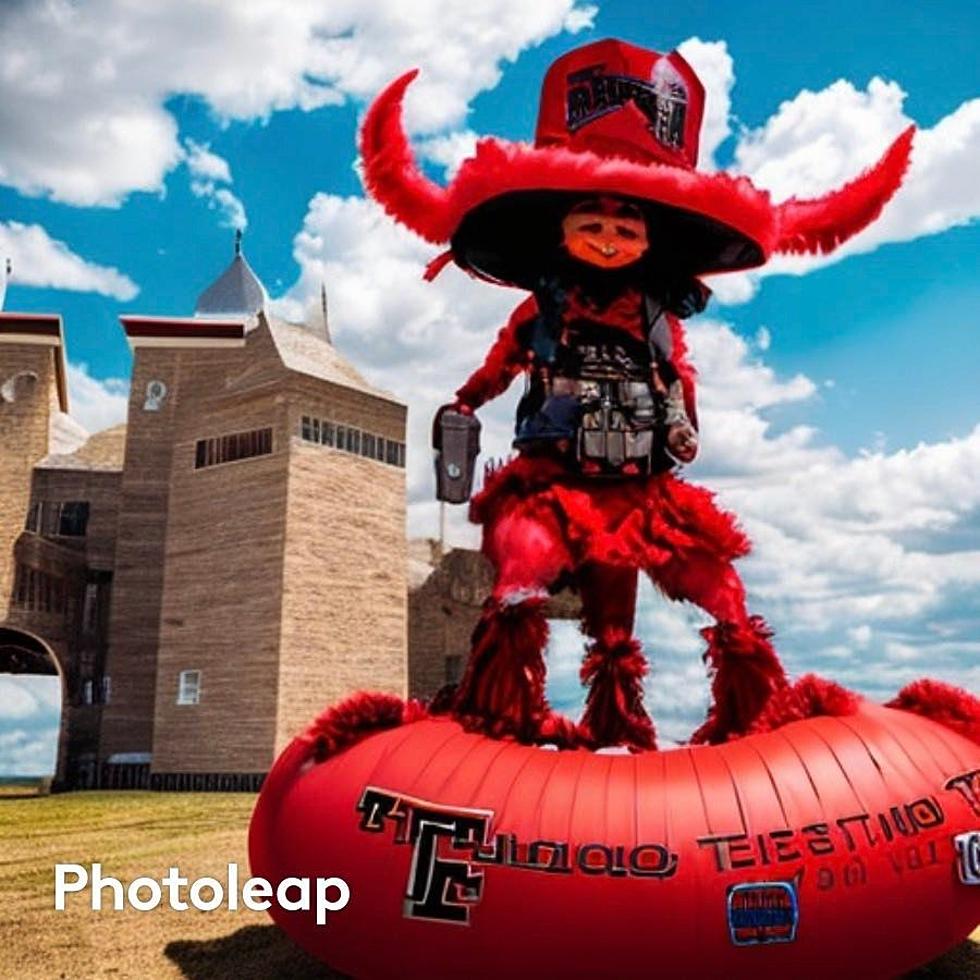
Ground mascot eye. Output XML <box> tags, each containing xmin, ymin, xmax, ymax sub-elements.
<box><xmin>615</xmin><ymin>226</ymin><xmax>639</xmax><ymax>240</ymax></box>
<box><xmin>580</xmin><ymin>222</ymin><xmax>603</xmax><ymax>233</ymax></box>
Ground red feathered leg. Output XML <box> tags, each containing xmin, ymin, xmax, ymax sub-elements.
<box><xmin>452</xmin><ymin>507</ymin><xmax>572</xmax><ymax>742</ymax></box>
<box><xmin>652</xmin><ymin>556</ymin><xmax>787</xmax><ymax>744</ymax></box>
<box><xmin>577</xmin><ymin>563</ymin><xmax>657</xmax><ymax>751</ymax></box>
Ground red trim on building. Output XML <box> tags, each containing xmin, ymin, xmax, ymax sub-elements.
<box><xmin>0</xmin><ymin>312</ymin><xmax>62</xmax><ymax>337</ymax></box>
<box><xmin>121</xmin><ymin>316</ymin><xmax>245</xmax><ymax>340</ymax></box>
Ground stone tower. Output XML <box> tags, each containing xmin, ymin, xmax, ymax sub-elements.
<box><xmin>98</xmin><ymin>238</ymin><xmax>408</xmax><ymax>786</ymax></box>
<box><xmin>0</xmin><ymin>313</ymin><xmax>70</xmax><ymax>621</ymax></box>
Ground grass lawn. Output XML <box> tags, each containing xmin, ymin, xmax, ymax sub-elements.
<box><xmin>0</xmin><ymin>789</ymin><xmax>338</xmax><ymax>979</ymax></box>
<box><xmin>0</xmin><ymin>787</ymin><xmax>976</xmax><ymax>978</ymax></box>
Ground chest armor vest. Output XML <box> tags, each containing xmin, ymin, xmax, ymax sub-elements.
<box><xmin>515</xmin><ymin>300</ymin><xmax>674</xmax><ymax>476</ymax></box>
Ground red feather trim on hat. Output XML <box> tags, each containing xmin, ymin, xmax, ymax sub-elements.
<box><xmin>359</xmin><ymin>71</ymin><xmax>914</xmax><ymax>272</ymax></box>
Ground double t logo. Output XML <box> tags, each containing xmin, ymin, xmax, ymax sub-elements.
<box><xmin>357</xmin><ymin>787</ymin><xmax>493</xmax><ymax>924</ymax></box>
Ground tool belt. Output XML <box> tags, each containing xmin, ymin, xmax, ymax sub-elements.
<box><xmin>515</xmin><ymin>374</ymin><xmax>669</xmax><ymax>476</ymax></box>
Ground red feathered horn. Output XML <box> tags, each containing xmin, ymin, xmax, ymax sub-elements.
<box><xmin>359</xmin><ymin>70</ymin><xmax>453</xmax><ymax>244</ymax></box>
<box><xmin>774</xmin><ymin>126</ymin><xmax>915</xmax><ymax>255</ymax></box>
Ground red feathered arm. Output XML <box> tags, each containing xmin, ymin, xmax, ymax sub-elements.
<box><xmin>775</xmin><ymin>126</ymin><xmax>914</xmax><ymax>255</ymax></box>
<box><xmin>455</xmin><ymin>296</ymin><xmax>537</xmax><ymax>409</ymax></box>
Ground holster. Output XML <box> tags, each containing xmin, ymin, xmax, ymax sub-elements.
<box><xmin>433</xmin><ymin>408</ymin><xmax>481</xmax><ymax>503</ymax></box>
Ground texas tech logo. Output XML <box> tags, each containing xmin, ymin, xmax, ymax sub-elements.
<box><xmin>357</xmin><ymin>787</ymin><xmax>492</xmax><ymax>924</ymax></box>
<box><xmin>357</xmin><ymin>786</ymin><xmax>679</xmax><ymax>926</ymax></box>
<box><xmin>565</xmin><ymin>58</ymin><xmax>688</xmax><ymax>149</ymax></box>
<box><xmin>945</xmin><ymin>769</ymin><xmax>980</xmax><ymax>817</ymax></box>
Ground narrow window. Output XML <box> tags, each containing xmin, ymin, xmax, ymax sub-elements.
<box><xmin>177</xmin><ymin>669</ymin><xmax>202</xmax><ymax>705</ymax></box>
<box><xmin>195</xmin><ymin>428</ymin><xmax>273</xmax><ymax>468</ymax></box>
<box><xmin>376</xmin><ymin>438</ymin><xmax>386</xmax><ymax>462</ymax></box>
<box><xmin>100</xmin><ymin>676</ymin><xmax>112</xmax><ymax>704</ymax></box>
<box><xmin>362</xmin><ymin>433</ymin><xmax>376</xmax><ymax>458</ymax></box>
<box><xmin>336</xmin><ymin>425</ymin><xmax>346</xmax><ymax>451</ymax></box>
<box><xmin>322</xmin><ymin>421</ymin><xmax>335</xmax><ymax>447</ymax></box>
<box><xmin>301</xmin><ymin>416</ymin><xmax>314</xmax><ymax>441</ymax></box>
<box><xmin>82</xmin><ymin>583</ymin><xmax>99</xmax><ymax>634</ymax></box>
<box><xmin>82</xmin><ymin>680</ymin><xmax>94</xmax><ymax>705</ymax></box>
<box><xmin>349</xmin><ymin>428</ymin><xmax>360</xmax><ymax>454</ymax></box>
<box><xmin>386</xmin><ymin>440</ymin><xmax>399</xmax><ymax>465</ymax></box>
<box><xmin>42</xmin><ymin>503</ymin><xmax>60</xmax><ymax>536</ymax></box>
<box><xmin>26</xmin><ymin>501</ymin><xmax>41</xmax><ymax>532</ymax></box>
<box><xmin>12</xmin><ymin>565</ymin><xmax>22</xmax><ymax>607</ymax></box>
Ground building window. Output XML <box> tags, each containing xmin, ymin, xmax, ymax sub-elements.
<box><xmin>25</xmin><ymin>500</ymin><xmax>90</xmax><ymax>537</ymax></box>
<box><xmin>298</xmin><ymin>415</ymin><xmax>405</xmax><ymax>469</ymax></box>
<box><xmin>11</xmin><ymin>563</ymin><xmax>66</xmax><ymax>614</ymax></box>
<box><xmin>82</xmin><ymin>680</ymin><xmax>94</xmax><ymax>705</ymax></box>
<box><xmin>445</xmin><ymin>655</ymin><xmax>464</xmax><ymax>686</ymax></box>
<box><xmin>177</xmin><ymin>670</ymin><xmax>202</xmax><ymax>705</ymax></box>
<box><xmin>59</xmin><ymin>501</ymin><xmax>90</xmax><ymax>536</ymax></box>
<box><xmin>195</xmin><ymin>428</ymin><xmax>273</xmax><ymax>469</ymax></box>
<box><xmin>100</xmin><ymin>676</ymin><xmax>111</xmax><ymax>704</ymax></box>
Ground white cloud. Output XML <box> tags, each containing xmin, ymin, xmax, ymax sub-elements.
<box><xmin>0</xmin><ymin>221</ymin><xmax>137</xmax><ymax>301</ymax></box>
<box><xmin>184</xmin><ymin>140</ymin><xmax>232</xmax><ymax>184</ymax></box>
<box><xmin>708</xmin><ymin>79</ymin><xmax>980</xmax><ymax>301</ymax></box>
<box><xmin>0</xmin><ymin>0</ymin><xmax>594</xmax><ymax>206</ymax></box>
<box><xmin>184</xmin><ymin>140</ymin><xmax>247</xmax><ymax>230</ymax></box>
<box><xmin>275</xmin><ymin>192</ymin><xmax>521</xmax><ymax>549</ymax></box>
<box><xmin>0</xmin><ymin>677</ymin><xmax>60</xmax><ymax>776</ymax></box>
<box><xmin>0</xmin><ymin>726</ymin><xmax>59</xmax><ymax>777</ymax></box>
<box><xmin>686</xmin><ymin>319</ymin><xmax>980</xmax><ymax>655</ymax></box>
<box><xmin>418</xmin><ymin>130</ymin><xmax>480</xmax><ymax>177</ymax></box>
<box><xmin>66</xmin><ymin>362</ymin><xmax>130</xmax><ymax>433</ymax></box>
<box><xmin>675</xmin><ymin>38</ymin><xmax>735</xmax><ymax>169</ymax></box>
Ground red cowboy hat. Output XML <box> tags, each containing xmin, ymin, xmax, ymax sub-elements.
<box><xmin>360</xmin><ymin>38</ymin><xmax>914</xmax><ymax>288</ymax></box>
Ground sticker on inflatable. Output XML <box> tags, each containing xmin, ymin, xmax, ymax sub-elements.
<box><xmin>954</xmin><ymin>831</ymin><xmax>980</xmax><ymax>885</ymax></box>
<box><xmin>727</xmin><ymin>881</ymin><xmax>799</xmax><ymax>946</ymax></box>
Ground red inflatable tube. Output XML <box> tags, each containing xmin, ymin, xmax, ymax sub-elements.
<box><xmin>250</xmin><ymin>699</ymin><xmax>980</xmax><ymax>979</ymax></box>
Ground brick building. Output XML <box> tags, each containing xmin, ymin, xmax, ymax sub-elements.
<box><xmin>0</xmin><ymin>244</ymin><xmax>414</xmax><ymax>790</ymax></box>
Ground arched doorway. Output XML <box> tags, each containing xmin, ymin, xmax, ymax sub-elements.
<box><xmin>0</xmin><ymin>627</ymin><xmax>70</xmax><ymax>790</ymax></box>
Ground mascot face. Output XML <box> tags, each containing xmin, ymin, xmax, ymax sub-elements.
<box><xmin>561</xmin><ymin>196</ymin><xmax>649</xmax><ymax>269</ymax></box>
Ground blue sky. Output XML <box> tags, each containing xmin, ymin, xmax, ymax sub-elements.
<box><xmin>0</xmin><ymin>1</ymin><xmax>977</xmax><ymax>770</ymax></box>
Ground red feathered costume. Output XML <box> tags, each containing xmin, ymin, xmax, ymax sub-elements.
<box><xmin>360</xmin><ymin>39</ymin><xmax>913</xmax><ymax>750</ymax></box>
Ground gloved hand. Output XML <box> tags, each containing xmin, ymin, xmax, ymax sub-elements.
<box><xmin>667</xmin><ymin>422</ymin><xmax>698</xmax><ymax>463</ymax></box>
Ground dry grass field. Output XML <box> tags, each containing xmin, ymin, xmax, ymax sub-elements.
<box><xmin>0</xmin><ymin>786</ymin><xmax>976</xmax><ymax>979</ymax></box>
<box><xmin>0</xmin><ymin>787</ymin><xmax>339</xmax><ymax>979</ymax></box>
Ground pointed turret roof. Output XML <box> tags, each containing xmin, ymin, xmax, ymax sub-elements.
<box><xmin>194</xmin><ymin>229</ymin><xmax>267</xmax><ymax>318</ymax></box>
